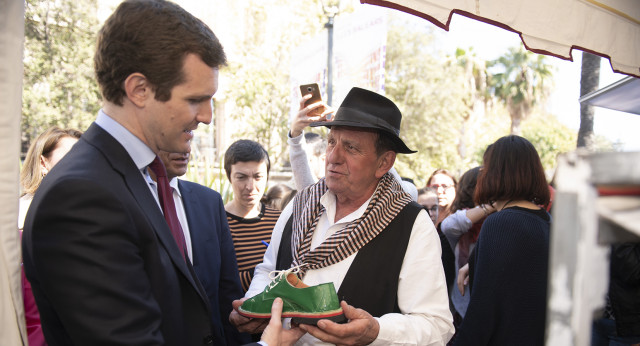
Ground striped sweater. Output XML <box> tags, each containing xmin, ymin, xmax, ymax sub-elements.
<box><xmin>226</xmin><ymin>204</ymin><xmax>280</xmax><ymax>292</ymax></box>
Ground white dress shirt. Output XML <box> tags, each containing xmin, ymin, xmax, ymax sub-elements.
<box><xmin>95</xmin><ymin>110</ymin><xmax>156</xmax><ymax>198</ymax></box>
<box><xmin>248</xmin><ymin>190</ymin><xmax>454</xmax><ymax>346</ymax></box>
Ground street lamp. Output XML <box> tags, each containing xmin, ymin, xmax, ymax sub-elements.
<box><xmin>322</xmin><ymin>0</ymin><xmax>342</xmax><ymax>106</ymax></box>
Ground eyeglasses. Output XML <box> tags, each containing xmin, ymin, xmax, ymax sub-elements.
<box><xmin>423</xmin><ymin>205</ymin><xmax>438</xmax><ymax>216</ymax></box>
<box><xmin>429</xmin><ymin>184</ymin><xmax>453</xmax><ymax>191</ymax></box>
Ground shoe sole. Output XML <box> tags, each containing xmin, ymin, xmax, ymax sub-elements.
<box><xmin>291</xmin><ymin>313</ymin><xmax>346</xmax><ymax>326</ymax></box>
<box><xmin>238</xmin><ymin>308</ymin><xmax>346</xmax><ymax>326</ymax></box>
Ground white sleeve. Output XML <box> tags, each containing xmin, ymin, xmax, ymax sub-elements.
<box><xmin>371</xmin><ymin>209</ymin><xmax>455</xmax><ymax>346</ymax></box>
<box><xmin>245</xmin><ymin>202</ymin><xmax>294</xmax><ymax>298</ymax></box>
<box><xmin>288</xmin><ymin>131</ymin><xmax>316</xmax><ymax>191</ymax></box>
<box><xmin>440</xmin><ymin>209</ymin><xmax>472</xmax><ymax>250</ymax></box>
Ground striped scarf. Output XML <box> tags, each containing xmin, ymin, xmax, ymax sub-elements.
<box><xmin>290</xmin><ymin>172</ymin><xmax>411</xmax><ymax>277</ymax></box>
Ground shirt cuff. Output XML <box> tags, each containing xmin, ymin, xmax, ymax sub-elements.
<box><xmin>367</xmin><ymin>317</ymin><xmax>387</xmax><ymax>346</ymax></box>
<box><xmin>257</xmin><ymin>341</ymin><xmax>268</xmax><ymax>346</ymax></box>
<box><xmin>288</xmin><ymin>130</ymin><xmax>303</xmax><ymax>144</ymax></box>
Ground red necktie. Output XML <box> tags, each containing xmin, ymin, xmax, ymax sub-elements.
<box><xmin>148</xmin><ymin>156</ymin><xmax>187</xmax><ymax>261</ymax></box>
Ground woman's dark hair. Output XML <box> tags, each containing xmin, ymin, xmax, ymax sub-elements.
<box><xmin>264</xmin><ymin>184</ymin><xmax>297</xmax><ymax>211</ymax></box>
<box><xmin>94</xmin><ymin>0</ymin><xmax>227</xmax><ymax>106</ymax></box>
<box><xmin>450</xmin><ymin>166</ymin><xmax>482</xmax><ymax>213</ymax></box>
<box><xmin>474</xmin><ymin>135</ymin><xmax>550</xmax><ymax>207</ymax></box>
<box><xmin>223</xmin><ymin>140</ymin><xmax>271</xmax><ymax>179</ymax></box>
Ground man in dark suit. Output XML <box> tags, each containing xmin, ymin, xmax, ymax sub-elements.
<box><xmin>22</xmin><ymin>1</ymin><xmax>228</xmax><ymax>345</ymax></box>
<box><xmin>156</xmin><ymin>151</ymin><xmax>250</xmax><ymax>345</ymax></box>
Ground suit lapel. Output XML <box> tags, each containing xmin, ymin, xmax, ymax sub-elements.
<box><xmin>82</xmin><ymin>124</ymin><xmax>210</xmax><ymax>305</ymax></box>
<box><xmin>178</xmin><ymin>181</ymin><xmax>201</xmax><ymax>241</ymax></box>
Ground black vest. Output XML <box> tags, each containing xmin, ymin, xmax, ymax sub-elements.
<box><xmin>276</xmin><ymin>201</ymin><xmax>422</xmax><ymax>317</ymax></box>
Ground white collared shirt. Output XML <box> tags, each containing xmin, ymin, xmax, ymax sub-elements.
<box><xmin>248</xmin><ymin>190</ymin><xmax>454</xmax><ymax>346</ymax></box>
<box><xmin>95</xmin><ymin>110</ymin><xmax>157</xmax><ymax>201</ymax></box>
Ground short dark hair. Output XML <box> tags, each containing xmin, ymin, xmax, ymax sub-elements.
<box><xmin>94</xmin><ymin>0</ymin><xmax>227</xmax><ymax>106</ymax></box>
<box><xmin>474</xmin><ymin>135</ymin><xmax>550</xmax><ymax>207</ymax></box>
<box><xmin>304</xmin><ymin>132</ymin><xmax>327</xmax><ymax>157</ymax></box>
<box><xmin>417</xmin><ymin>186</ymin><xmax>437</xmax><ymax>197</ymax></box>
<box><xmin>450</xmin><ymin>166</ymin><xmax>481</xmax><ymax>212</ymax></box>
<box><xmin>264</xmin><ymin>184</ymin><xmax>297</xmax><ymax>211</ymax></box>
<box><xmin>223</xmin><ymin>140</ymin><xmax>271</xmax><ymax>180</ymax></box>
<box><xmin>375</xmin><ymin>131</ymin><xmax>400</xmax><ymax>156</ymax></box>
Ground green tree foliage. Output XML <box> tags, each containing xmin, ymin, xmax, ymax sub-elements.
<box><xmin>22</xmin><ymin>0</ymin><xmax>100</xmax><ymax>155</ymax></box>
<box><xmin>521</xmin><ymin>112</ymin><xmax>577</xmax><ymax>173</ymax></box>
<box><xmin>488</xmin><ymin>46</ymin><xmax>553</xmax><ymax>135</ymax></box>
<box><xmin>222</xmin><ymin>0</ymin><xmax>325</xmax><ymax>168</ymax></box>
<box><xmin>384</xmin><ymin>17</ymin><xmax>469</xmax><ymax>184</ymax></box>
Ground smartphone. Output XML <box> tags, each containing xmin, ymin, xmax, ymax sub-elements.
<box><xmin>299</xmin><ymin>83</ymin><xmax>324</xmax><ymax>117</ymax></box>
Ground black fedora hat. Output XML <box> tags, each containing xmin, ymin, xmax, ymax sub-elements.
<box><xmin>311</xmin><ymin>87</ymin><xmax>416</xmax><ymax>154</ymax></box>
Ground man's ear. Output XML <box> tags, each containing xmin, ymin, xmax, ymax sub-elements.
<box><xmin>123</xmin><ymin>73</ymin><xmax>151</xmax><ymax>107</ymax></box>
<box><xmin>375</xmin><ymin>151</ymin><xmax>396</xmax><ymax>178</ymax></box>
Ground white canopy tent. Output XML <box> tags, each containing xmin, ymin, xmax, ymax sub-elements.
<box><xmin>361</xmin><ymin>0</ymin><xmax>640</xmax><ymax>78</ymax></box>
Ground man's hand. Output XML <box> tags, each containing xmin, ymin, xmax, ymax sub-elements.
<box><xmin>298</xmin><ymin>301</ymin><xmax>379</xmax><ymax>346</ymax></box>
<box><xmin>229</xmin><ymin>298</ymin><xmax>269</xmax><ymax>334</ymax></box>
<box><xmin>260</xmin><ymin>298</ymin><xmax>306</xmax><ymax>346</ymax></box>
<box><xmin>290</xmin><ymin>94</ymin><xmax>334</xmax><ymax>138</ymax></box>
<box><xmin>457</xmin><ymin>263</ymin><xmax>470</xmax><ymax>296</ymax></box>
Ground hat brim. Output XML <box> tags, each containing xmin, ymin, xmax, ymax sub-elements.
<box><xmin>310</xmin><ymin>120</ymin><xmax>417</xmax><ymax>154</ymax></box>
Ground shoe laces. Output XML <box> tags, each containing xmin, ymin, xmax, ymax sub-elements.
<box><xmin>266</xmin><ymin>264</ymin><xmax>307</xmax><ymax>291</ymax></box>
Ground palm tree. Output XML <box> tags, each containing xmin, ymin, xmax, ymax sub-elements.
<box><xmin>489</xmin><ymin>46</ymin><xmax>553</xmax><ymax>135</ymax></box>
<box><xmin>577</xmin><ymin>52</ymin><xmax>600</xmax><ymax>150</ymax></box>
<box><xmin>453</xmin><ymin>47</ymin><xmax>489</xmax><ymax>162</ymax></box>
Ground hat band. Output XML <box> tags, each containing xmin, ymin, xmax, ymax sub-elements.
<box><xmin>335</xmin><ymin>107</ymin><xmax>400</xmax><ymax>136</ymax></box>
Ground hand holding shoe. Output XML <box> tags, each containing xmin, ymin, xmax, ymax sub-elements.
<box><xmin>230</xmin><ymin>298</ymin><xmax>268</xmax><ymax>334</ymax></box>
<box><xmin>260</xmin><ymin>298</ymin><xmax>306</xmax><ymax>346</ymax></box>
<box><xmin>299</xmin><ymin>301</ymin><xmax>379</xmax><ymax>346</ymax></box>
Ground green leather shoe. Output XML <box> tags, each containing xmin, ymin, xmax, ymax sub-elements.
<box><xmin>239</xmin><ymin>266</ymin><xmax>345</xmax><ymax>325</ymax></box>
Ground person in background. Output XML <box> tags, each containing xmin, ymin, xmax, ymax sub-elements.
<box><xmin>19</xmin><ymin>126</ymin><xmax>81</xmax><ymax>346</ymax></box>
<box><xmin>264</xmin><ymin>183</ymin><xmax>297</xmax><ymax>211</ymax></box>
<box><xmin>591</xmin><ymin>242</ymin><xmax>640</xmax><ymax>346</ymax></box>
<box><xmin>19</xmin><ymin>127</ymin><xmax>82</xmax><ymax>230</ymax></box>
<box><xmin>224</xmin><ymin>139</ymin><xmax>280</xmax><ymax>293</ymax></box>
<box><xmin>440</xmin><ymin>166</ymin><xmax>496</xmax><ymax>341</ymax></box>
<box><xmin>454</xmin><ymin>135</ymin><xmax>551</xmax><ymax>346</ymax></box>
<box><xmin>426</xmin><ymin>169</ymin><xmax>459</xmax><ymax>301</ymax></box>
<box><xmin>418</xmin><ymin>187</ymin><xmax>439</xmax><ymax>225</ymax></box>
<box><xmin>156</xmin><ymin>150</ymin><xmax>249</xmax><ymax>345</ymax></box>
<box><xmin>426</xmin><ymin>168</ymin><xmax>458</xmax><ymax>226</ymax></box>
<box><xmin>400</xmin><ymin>177</ymin><xmax>419</xmax><ymax>202</ymax></box>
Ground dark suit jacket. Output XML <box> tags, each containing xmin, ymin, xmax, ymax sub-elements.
<box><xmin>22</xmin><ymin>123</ymin><xmax>215</xmax><ymax>346</ymax></box>
<box><xmin>178</xmin><ymin>180</ymin><xmax>250</xmax><ymax>345</ymax></box>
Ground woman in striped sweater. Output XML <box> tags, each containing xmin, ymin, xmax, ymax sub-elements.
<box><xmin>224</xmin><ymin>140</ymin><xmax>281</xmax><ymax>292</ymax></box>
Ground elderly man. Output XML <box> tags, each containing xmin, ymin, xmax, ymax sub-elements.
<box><xmin>231</xmin><ymin>87</ymin><xmax>454</xmax><ymax>345</ymax></box>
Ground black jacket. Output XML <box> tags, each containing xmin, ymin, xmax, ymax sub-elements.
<box><xmin>609</xmin><ymin>243</ymin><xmax>640</xmax><ymax>337</ymax></box>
